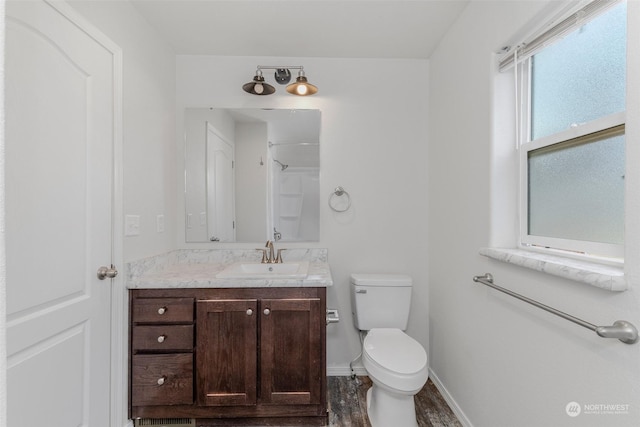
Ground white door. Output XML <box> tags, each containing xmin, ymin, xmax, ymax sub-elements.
<box><xmin>206</xmin><ymin>123</ymin><xmax>235</xmax><ymax>242</ymax></box>
<box><xmin>6</xmin><ymin>1</ymin><xmax>119</xmax><ymax>426</ymax></box>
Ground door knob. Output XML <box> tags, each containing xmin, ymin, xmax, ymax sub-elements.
<box><xmin>97</xmin><ymin>265</ymin><xmax>118</xmax><ymax>280</ymax></box>
<box><xmin>263</xmin><ymin>308</ymin><xmax>271</xmax><ymax>315</ymax></box>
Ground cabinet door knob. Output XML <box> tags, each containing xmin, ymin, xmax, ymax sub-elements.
<box><xmin>157</xmin><ymin>306</ymin><xmax>167</xmax><ymax>315</ymax></box>
<box><xmin>157</xmin><ymin>376</ymin><xmax>166</xmax><ymax>386</ymax></box>
<box><xmin>263</xmin><ymin>308</ymin><xmax>271</xmax><ymax>315</ymax></box>
<box><xmin>157</xmin><ymin>335</ymin><xmax>166</xmax><ymax>343</ymax></box>
<box><xmin>246</xmin><ymin>309</ymin><xmax>253</xmax><ymax>316</ymax></box>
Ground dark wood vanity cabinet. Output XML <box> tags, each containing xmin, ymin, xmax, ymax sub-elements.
<box><xmin>129</xmin><ymin>287</ymin><xmax>327</xmax><ymax>425</ymax></box>
<box><xmin>130</xmin><ymin>297</ymin><xmax>195</xmax><ymax>407</ymax></box>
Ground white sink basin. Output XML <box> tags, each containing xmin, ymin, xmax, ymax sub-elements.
<box><xmin>217</xmin><ymin>261</ymin><xmax>309</xmax><ymax>279</ymax></box>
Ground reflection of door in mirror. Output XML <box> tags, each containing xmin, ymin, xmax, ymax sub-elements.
<box><xmin>206</xmin><ymin>123</ymin><xmax>235</xmax><ymax>242</ymax></box>
<box><xmin>184</xmin><ymin>108</ymin><xmax>320</xmax><ymax>243</ymax></box>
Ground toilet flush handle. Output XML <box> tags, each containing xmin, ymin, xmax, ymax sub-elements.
<box><xmin>355</xmin><ymin>288</ymin><xmax>367</xmax><ymax>294</ymax></box>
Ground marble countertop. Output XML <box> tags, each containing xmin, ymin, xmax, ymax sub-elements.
<box><xmin>479</xmin><ymin>247</ymin><xmax>626</xmax><ymax>291</ymax></box>
<box><xmin>126</xmin><ymin>248</ymin><xmax>333</xmax><ymax>289</ymax></box>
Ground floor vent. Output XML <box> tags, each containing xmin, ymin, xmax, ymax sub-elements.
<box><xmin>134</xmin><ymin>419</ymin><xmax>195</xmax><ymax>427</ymax></box>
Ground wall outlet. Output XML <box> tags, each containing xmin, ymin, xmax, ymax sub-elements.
<box><xmin>156</xmin><ymin>214</ymin><xmax>165</xmax><ymax>233</ymax></box>
<box><xmin>125</xmin><ymin>215</ymin><xmax>140</xmax><ymax>236</ymax></box>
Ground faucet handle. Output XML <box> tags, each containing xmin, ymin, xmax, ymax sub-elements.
<box><xmin>276</xmin><ymin>248</ymin><xmax>286</xmax><ymax>264</ymax></box>
<box><xmin>255</xmin><ymin>249</ymin><xmax>268</xmax><ymax>264</ymax></box>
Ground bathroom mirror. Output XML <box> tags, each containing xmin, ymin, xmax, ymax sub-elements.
<box><xmin>184</xmin><ymin>108</ymin><xmax>320</xmax><ymax>243</ymax></box>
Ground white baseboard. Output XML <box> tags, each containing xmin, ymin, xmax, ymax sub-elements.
<box><xmin>327</xmin><ymin>365</ymin><xmax>367</xmax><ymax>376</ymax></box>
<box><xmin>428</xmin><ymin>368</ymin><xmax>473</xmax><ymax>427</ymax></box>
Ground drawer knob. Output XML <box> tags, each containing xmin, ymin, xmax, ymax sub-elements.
<box><xmin>157</xmin><ymin>376</ymin><xmax>166</xmax><ymax>386</ymax></box>
<box><xmin>264</xmin><ymin>308</ymin><xmax>271</xmax><ymax>315</ymax></box>
<box><xmin>157</xmin><ymin>307</ymin><xmax>167</xmax><ymax>315</ymax></box>
<box><xmin>246</xmin><ymin>309</ymin><xmax>253</xmax><ymax>316</ymax></box>
<box><xmin>157</xmin><ymin>335</ymin><xmax>166</xmax><ymax>343</ymax></box>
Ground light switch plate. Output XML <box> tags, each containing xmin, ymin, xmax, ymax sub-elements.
<box><xmin>156</xmin><ymin>214</ymin><xmax>165</xmax><ymax>233</ymax></box>
<box><xmin>125</xmin><ymin>215</ymin><xmax>140</xmax><ymax>236</ymax></box>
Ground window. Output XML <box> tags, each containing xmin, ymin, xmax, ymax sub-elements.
<box><xmin>507</xmin><ymin>0</ymin><xmax>627</xmax><ymax>259</ymax></box>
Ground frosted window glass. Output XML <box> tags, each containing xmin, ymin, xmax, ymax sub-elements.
<box><xmin>531</xmin><ymin>3</ymin><xmax>626</xmax><ymax>140</ymax></box>
<box><xmin>528</xmin><ymin>132</ymin><xmax>624</xmax><ymax>244</ymax></box>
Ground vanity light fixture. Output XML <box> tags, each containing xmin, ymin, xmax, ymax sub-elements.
<box><xmin>242</xmin><ymin>69</ymin><xmax>275</xmax><ymax>95</ymax></box>
<box><xmin>242</xmin><ymin>66</ymin><xmax>318</xmax><ymax>96</ymax></box>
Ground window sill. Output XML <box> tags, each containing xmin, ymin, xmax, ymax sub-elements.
<box><xmin>479</xmin><ymin>247</ymin><xmax>627</xmax><ymax>292</ymax></box>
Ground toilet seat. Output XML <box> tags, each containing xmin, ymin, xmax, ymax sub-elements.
<box><xmin>363</xmin><ymin>328</ymin><xmax>428</xmax><ymax>393</ymax></box>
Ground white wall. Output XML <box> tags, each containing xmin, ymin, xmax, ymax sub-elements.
<box><xmin>69</xmin><ymin>0</ymin><xmax>177</xmax><ymax>262</ymax></box>
<box><xmin>176</xmin><ymin>56</ymin><xmax>430</xmax><ymax>372</ymax></box>
<box><xmin>428</xmin><ymin>1</ymin><xmax>640</xmax><ymax>426</ymax></box>
<box><xmin>0</xmin><ymin>2</ymin><xmax>6</xmax><ymax>425</ymax></box>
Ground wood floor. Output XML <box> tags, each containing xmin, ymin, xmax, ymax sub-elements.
<box><xmin>328</xmin><ymin>376</ymin><xmax>462</xmax><ymax>427</ymax></box>
<box><xmin>142</xmin><ymin>376</ymin><xmax>462</xmax><ymax>427</ymax></box>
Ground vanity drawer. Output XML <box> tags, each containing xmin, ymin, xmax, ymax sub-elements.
<box><xmin>132</xmin><ymin>297</ymin><xmax>194</xmax><ymax>324</ymax></box>
<box><xmin>131</xmin><ymin>353</ymin><xmax>193</xmax><ymax>406</ymax></box>
<box><xmin>132</xmin><ymin>325</ymin><xmax>194</xmax><ymax>352</ymax></box>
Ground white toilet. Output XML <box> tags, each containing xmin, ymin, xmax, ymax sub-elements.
<box><xmin>350</xmin><ymin>274</ymin><xmax>428</xmax><ymax>427</ymax></box>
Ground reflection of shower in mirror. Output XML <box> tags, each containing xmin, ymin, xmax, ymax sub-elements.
<box><xmin>184</xmin><ymin>107</ymin><xmax>320</xmax><ymax>243</ymax></box>
<box><xmin>273</xmin><ymin>159</ymin><xmax>289</xmax><ymax>171</ymax></box>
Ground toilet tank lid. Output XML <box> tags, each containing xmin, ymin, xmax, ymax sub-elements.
<box><xmin>350</xmin><ymin>274</ymin><xmax>412</xmax><ymax>286</ymax></box>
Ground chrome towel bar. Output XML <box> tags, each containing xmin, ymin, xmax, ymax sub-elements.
<box><xmin>473</xmin><ymin>273</ymin><xmax>638</xmax><ymax>344</ymax></box>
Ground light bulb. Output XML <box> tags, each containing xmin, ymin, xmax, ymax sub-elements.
<box><xmin>254</xmin><ymin>83</ymin><xmax>264</xmax><ymax>94</ymax></box>
<box><xmin>296</xmin><ymin>84</ymin><xmax>308</xmax><ymax>95</ymax></box>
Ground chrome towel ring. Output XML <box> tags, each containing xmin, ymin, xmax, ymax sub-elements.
<box><xmin>329</xmin><ymin>186</ymin><xmax>351</xmax><ymax>212</ymax></box>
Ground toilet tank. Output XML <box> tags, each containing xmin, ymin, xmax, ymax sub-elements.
<box><xmin>350</xmin><ymin>274</ymin><xmax>413</xmax><ymax>331</ymax></box>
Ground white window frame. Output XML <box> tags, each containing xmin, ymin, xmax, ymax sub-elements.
<box><xmin>518</xmin><ymin>114</ymin><xmax>625</xmax><ymax>259</ymax></box>
<box><xmin>513</xmin><ymin>1</ymin><xmax>626</xmax><ymax>261</ymax></box>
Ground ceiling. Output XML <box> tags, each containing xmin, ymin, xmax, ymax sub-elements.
<box><xmin>130</xmin><ymin>0</ymin><xmax>469</xmax><ymax>59</ymax></box>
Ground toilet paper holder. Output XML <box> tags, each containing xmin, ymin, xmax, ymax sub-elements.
<box><xmin>326</xmin><ymin>308</ymin><xmax>339</xmax><ymax>325</ymax></box>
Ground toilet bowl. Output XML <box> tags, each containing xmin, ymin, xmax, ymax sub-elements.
<box><xmin>350</xmin><ymin>273</ymin><xmax>428</xmax><ymax>427</ymax></box>
<box><xmin>362</xmin><ymin>328</ymin><xmax>428</xmax><ymax>427</ymax></box>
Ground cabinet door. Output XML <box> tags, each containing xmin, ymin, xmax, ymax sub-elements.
<box><xmin>196</xmin><ymin>299</ymin><xmax>257</xmax><ymax>406</ymax></box>
<box><xmin>260</xmin><ymin>298</ymin><xmax>322</xmax><ymax>405</ymax></box>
